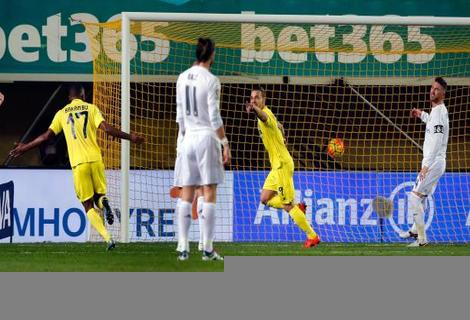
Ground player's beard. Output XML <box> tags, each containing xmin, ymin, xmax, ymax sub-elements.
<box><xmin>430</xmin><ymin>95</ymin><xmax>441</xmax><ymax>104</ymax></box>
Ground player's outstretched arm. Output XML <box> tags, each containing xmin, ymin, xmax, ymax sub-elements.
<box><xmin>99</xmin><ymin>121</ymin><xmax>145</xmax><ymax>144</ymax></box>
<box><xmin>411</xmin><ymin>108</ymin><xmax>429</xmax><ymax>123</ymax></box>
<box><xmin>9</xmin><ymin>129</ymin><xmax>55</xmax><ymax>158</ymax></box>
<box><xmin>245</xmin><ymin>101</ymin><xmax>268</xmax><ymax>122</ymax></box>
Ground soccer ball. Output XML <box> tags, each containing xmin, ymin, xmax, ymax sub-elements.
<box><xmin>327</xmin><ymin>138</ymin><xmax>345</xmax><ymax>158</ymax></box>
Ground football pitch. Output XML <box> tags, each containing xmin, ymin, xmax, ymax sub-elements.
<box><xmin>1</xmin><ymin>242</ymin><xmax>470</xmax><ymax>272</ymax></box>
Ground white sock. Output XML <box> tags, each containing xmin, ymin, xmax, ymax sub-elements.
<box><xmin>176</xmin><ymin>199</ymin><xmax>183</xmax><ymax>252</ymax></box>
<box><xmin>202</xmin><ymin>202</ymin><xmax>216</xmax><ymax>253</ymax></box>
<box><xmin>409</xmin><ymin>199</ymin><xmax>425</xmax><ymax>234</ymax></box>
<box><xmin>177</xmin><ymin>200</ymin><xmax>192</xmax><ymax>252</ymax></box>
<box><xmin>409</xmin><ymin>193</ymin><xmax>426</xmax><ymax>242</ymax></box>
<box><xmin>197</xmin><ymin>196</ymin><xmax>204</xmax><ymax>249</ymax></box>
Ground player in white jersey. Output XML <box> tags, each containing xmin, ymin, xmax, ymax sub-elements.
<box><xmin>175</xmin><ymin>38</ymin><xmax>231</xmax><ymax>261</ymax></box>
<box><xmin>400</xmin><ymin>77</ymin><xmax>449</xmax><ymax>247</ymax></box>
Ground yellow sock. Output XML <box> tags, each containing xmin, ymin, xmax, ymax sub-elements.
<box><xmin>267</xmin><ymin>196</ymin><xmax>284</xmax><ymax>209</ymax></box>
<box><xmin>289</xmin><ymin>205</ymin><xmax>317</xmax><ymax>239</ymax></box>
<box><xmin>87</xmin><ymin>208</ymin><xmax>111</xmax><ymax>242</ymax></box>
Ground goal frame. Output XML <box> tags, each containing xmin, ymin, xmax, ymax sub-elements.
<box><xmin>119</xmin><ymin>12</ymin><xmax>470</xmax><ymax>242</ymax></box>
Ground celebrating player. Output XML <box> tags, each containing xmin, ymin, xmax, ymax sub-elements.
<box><xmin>400</xmin><ymin>77</ymin><xmax>449</xmax><ymax>247</ymax></box>
<box><xmin>246</xmin><ymin>88</ymin><xmax>320</xmax><ymax>248</ymax></box>
<box><xmin>9</xmin><ymin>84</ymin><xmax>144</xmax><ymax>250</ymax></box>
<box><xmin>175</xmin><ymin>38</ymin><xmax>230</xmax><ymax>261</ymax></box>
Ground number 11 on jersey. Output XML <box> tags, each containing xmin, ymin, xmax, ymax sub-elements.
<box><xmin>185</xmin><ymin>85</ymin><xmax>198</xmax><ymax>116</ymax></box>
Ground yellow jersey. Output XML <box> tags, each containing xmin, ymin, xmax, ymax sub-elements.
<box><xmin>49</xmin><ymin>99</ymin><xmax>105</xmax><ymax>168</ymax></box>
<box><xmin>258</xmin><ymin>107</ymin><xmax>293</xmax><ymax>169</ymax></box>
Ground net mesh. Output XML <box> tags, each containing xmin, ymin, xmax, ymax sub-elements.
<box><xmin>84</xmin><ymin>17</ymin><xmax>470</xmax><ymax>243</ymax></box>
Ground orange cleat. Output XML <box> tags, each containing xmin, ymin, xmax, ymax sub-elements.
<box><xmin>169</xmin><ymin>186</ymin><xmax>182</xmax><ymax>199</ymax></box>
<box><xmin>304</xmin><ymin>236</ymin><xmax>321</xmax><ymax>248</ymax></box>
<box><xmin>298</xmin><ymin>201</ymin><xmax>307</xmax><ymax>214</ymax></box>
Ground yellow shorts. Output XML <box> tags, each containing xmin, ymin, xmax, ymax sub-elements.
<box><xmin>72</xmin><ymin>161</ymin><xmax>107</xmax><ymax>202</ymax></box>
<box><xmin>262</xmin><ymin>162</ymin><xmax>295</xmax><ymax>204</ymax></box>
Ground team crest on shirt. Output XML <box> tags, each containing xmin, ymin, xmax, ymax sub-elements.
<box><xmin>434</xmin><ymin>125</ymin><xmax>444</xmax><ymax>134</ymax></box>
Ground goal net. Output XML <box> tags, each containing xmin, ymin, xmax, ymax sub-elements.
<box><xmin>83</xmin><ymin>13</ymin><xmax>470</xmax><ymax>243</ymax></box>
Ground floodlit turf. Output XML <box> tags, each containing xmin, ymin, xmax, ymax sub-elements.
<box><xmin>0</xmin><ymin>242</ymin><xmax>469</xmax><ymax>271</ymax></box>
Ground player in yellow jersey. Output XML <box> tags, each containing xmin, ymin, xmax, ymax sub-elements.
<box><xmin>246</xmin><ymin>87</ymin><xmax>320</xmax><ymax>248</ymax></box>
<box><xmin>9</xmin><ymin>84</ymin><xmax>144</xmax><ymax>250</ymax></box>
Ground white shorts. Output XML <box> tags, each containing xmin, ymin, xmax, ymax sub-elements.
<box><xmin>180</xmin><ymin>132</ymin><xmax>224</xmax><ymax>186</ymax></box>
<box><xmin>412</xmin><ymin>160</ymin><xmax>445</xmax><ymax>196</ymax></box>
<box><xmin>173</xmin><ymin>151</ymin><xmax>183</xmax><ymax>187</ymax></box>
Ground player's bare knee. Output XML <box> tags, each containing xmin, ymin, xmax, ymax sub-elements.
<box><xmin>283</xmin><ymin>204</ymin><xmax>294</xmax><ymax>212</ymax></box>
<box><xmin>260</xmin><ymin>194</ymin><xmax>272</xmax><ymax>205</ymax></box>
<box><xmin>202</xmin><ymin>185</ymin><xmax>217</xmax><ymax>203</ymax></box>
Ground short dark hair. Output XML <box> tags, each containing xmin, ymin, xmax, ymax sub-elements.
<box><xmin>68</xmin><ymin>83</ymin><xmax>85</xmax><ymax>98</ymax></box>
<box><xmin>435</xmin><ymin>77</ymin><xmax>447</xmax><ymax>91</ymax></box>
<box><xmin>252</xmin><ymin>86</ymin><xmax>266</xmax><ymax>98</ymax></box>
<box><xmin>196</xmin><ymin>38</ymin><xmax>215</xmax><ymax>63</ymax></box>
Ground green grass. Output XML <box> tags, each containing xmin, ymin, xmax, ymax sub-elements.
<box><xmin>1</xmin><ymin>242</ymin><xmax>469</xmax><ymax>272</ymax></box>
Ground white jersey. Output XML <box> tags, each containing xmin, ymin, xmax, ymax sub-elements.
<box><xmin>176</xmin><ymin>65</ymin><xmax>223</xmax><ymax>133</ymax></box>
<box><xmin>420</xmin><ymin>103</ymin><xmax>449</xmax><ymax>168</ymax></box>
<box><xmin>175</xmin><ymin>65</ymin><xmax>225</xmax><ymax>186</ymax></box>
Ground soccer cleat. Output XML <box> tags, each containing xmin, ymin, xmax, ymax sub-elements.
<box><xmin>169</xmin><ymin>186</ymin><xmax>182</xmax><ymax>199</ymax></box>
<box><xmin>102</xmin><ymin>198</ymin><xmax>114</xmax><ymax>225</ymax></box>
<box><xmin>202</xmin><ymin>251</ymin><xmax>224</xmax><ymax>261</ymax></box>
<box><xmin>177</xmin><ymin>251</ymin><xmax>189</xmax><ymax>261</ymax></box>
<box><xmin>399</xmin><ymin>230</ymin><xmax>418</xmax><ymax>240</ymax></box>
<box><xmin>304</xmin><ymin>235</ymin><xmax>321</xmax><ymax>248</ymax></box>
<box><xmin>298</xmin><ymin>202</ymin><xmax>307</xmax><ymax>214</ymax></box>
<box><xmin>107</xmin><ymin>239</ymin><xmax>116</xmax><ymax>251</ymax></box>
<box><xmin>407</xmin><ymin>240</ymin><xmax>428</xmax><ymax>247</ymax></box>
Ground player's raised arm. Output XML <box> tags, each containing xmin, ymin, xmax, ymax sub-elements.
<box><xmin>411</xmin><ymin>108</ymin><xmax>430</xmax><ymax>123</ymax></box>
<box><xmin>99</xmin><ymin>121</ymin><xmax>144</xmax><ymax>144</ymax></box>
<box><xmin>9</xmin><ymin>129</ymin><xmax>56</xmax><ymax>158</ymax></box>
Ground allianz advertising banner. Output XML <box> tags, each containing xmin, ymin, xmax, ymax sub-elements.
<box><xmin>1</xmin><ymin>0</ymin><xmax>470</xmax><ymax>80</ymax></box>
<box><xmin>233</xmin><ymin>171</ymin><xmax>470</xmax><ymax>243</ymax></box>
